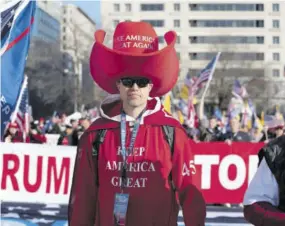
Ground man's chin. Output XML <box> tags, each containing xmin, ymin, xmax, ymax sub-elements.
<box><xmin>127</xmin><ymin>100</ymin><xmax>142</xmax><ymax>108</ymax></box>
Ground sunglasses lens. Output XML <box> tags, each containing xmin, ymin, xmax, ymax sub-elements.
<box><xmin>121</xmin><ymin>78</ymin><xmax>134</xmax><ymax>88</ymax></box>
<box><xmin>136</xmin><ymin>78</ymin><xmax>149</xmax><ymax>88</ymax></box>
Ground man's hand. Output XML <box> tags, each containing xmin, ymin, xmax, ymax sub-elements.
<box><xmin>225</xmin><ymin>139</ymin><xmax>232</xmax><ymax>145</ymax></box>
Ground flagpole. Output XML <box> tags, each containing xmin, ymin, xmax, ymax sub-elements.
<box><xmin>199</xmin><ymin>52</ymin><xmax>221</xmax><ymax>118</ymax></box>
<box><xmin>10</xmin><ymin>76</ymin><xmax>28</xmax><ymax>123</ymax></box>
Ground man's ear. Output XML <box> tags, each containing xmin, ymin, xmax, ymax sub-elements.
<box><xmin>116</xmin><ymin>81</ymin><xmax>120</xmax><ymax>91</ymax></box>
<box><xmin>148</xmin><ymin>83</ymin><xmax>153</xmax><ymax>92</ymax></box>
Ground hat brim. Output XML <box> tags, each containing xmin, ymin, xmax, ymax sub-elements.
<box><xmin>90</xmin><ymin>30</ymin><xmax>179</xmax><ymax>97</ymax></box>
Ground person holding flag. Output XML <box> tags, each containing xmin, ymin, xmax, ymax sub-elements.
<box><xmin>68</xmin><ymin>21</ymin><xmax>206</xmax><ymax>226</ymax></box>
<box><xmin>1</xmin><ymin>0</ymin><xmax>36</xmax><ymax>139</ymax></box>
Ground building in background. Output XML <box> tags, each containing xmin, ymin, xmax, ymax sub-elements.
<box><xmin>61</xmin><ymin>4</ymin><xmax>97</xmax><ymax>111</ymax></box>
<box><xmin>100</xmin><ymin>0</ymin><xmax>285</xmax><ymax>107</ymax></box>
<box><xmin>61</xmin><ymin>4</ymin><xmax>96</xmax><ymax>60</ymax></box>
<box><xmin>32</xmin><ymin>1</ymin><xmax>61</xmax><ymax>43</ymax></box>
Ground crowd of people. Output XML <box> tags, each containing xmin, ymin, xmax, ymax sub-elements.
<box><xmin>3</xmin><ymin>113</ymin><xmax>92</xmax><ymax>145</ymax></box>
<box><xmin>3</xmin><ymin>108</ymin><xmax>284</xmax><ymax>146</ymax></box>
<box><xmin>183</xmin><ymin>110</ymin><xmax>285</xmax><ymax>144</ymax></box>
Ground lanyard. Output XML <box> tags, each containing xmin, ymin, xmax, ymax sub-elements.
<box><xmin>120</xmin><ymin>111</ymin><xmax>144</xmax><ymax>190</ymax></box>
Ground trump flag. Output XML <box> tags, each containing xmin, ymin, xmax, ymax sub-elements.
<box><xmin>0</xmin><ymin>0</ymin><xmax>36</xmax><ymax>138</ymax></box>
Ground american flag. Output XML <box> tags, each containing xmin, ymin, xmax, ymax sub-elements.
<box><xmin>232</xmin><ymin>80</ymin><xmax>248</xmax><ymax>98</ymax></box>
<box><xmin>191</xmin><ymin>52</ymin><xmax>221</xmax><ymax>95</ymax></box>
<box><xmin>11</xmin><ymin>76</ymin><xmax>29</xmax><ymax>140</ymax></box>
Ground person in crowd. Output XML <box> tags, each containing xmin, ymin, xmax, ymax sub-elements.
<box><xmin>250</xmin><ymin>126</ymin><xmax>266</xmax><ymax>143</ymax></box>
<box><xmin>243</xmin><ymin>135</ymin><xmax>285</xmax><ymax>225</ymax></box>
<box><xmin>271</xmin><ymin>120</ymin><xmax>284</xmax><ymax>139</ymax></box>
<box><xmin>37</xmin><ymin>117</ymin><xmax>46</xmax><ymax>134</ymax></box>
<box><xmin>46</xmin><ymin>114</ymin><xmax>61</xmax><ymax>134</ymax></box>
<box><xmin>59</xmin><ymin>113</ymin><xmax>68</xmax><ymax>132</ymax></box>
<box><xmin>70</xmin><ymin>119</ymin><xmax>79</xmax><ymax>146</ymax></box>
<box><xmin>199</xmin><ymin>115</ymin><xmax>224</xmax><ymax>142</ymax></box>
<box><xmin>3</xmin><ymin>122</ymin><xmax>28</xmax><ymax>143</ymax></box>
<box><xmin>28</xmin><ymin>122</ymin><xmax>47</xmax><ymax>143</ymax></box>
<box><xmin>68</xmin><ymin>21</ymin><xmax>206</xmax><ymax>226</ymax></box>
<box><xmin>224</xmin><ymin>115</ymin><xmax>252</xmax><ymax>143</ymax></box>
<box><xmin>79</xmin><ymin>117</ymin><xmax>91</xmax><ymax>132</ymax></box>
<box><xmin>57</xmin><ymin>124</ymin><xmax>77</xmax><ymax>146</ymax></box>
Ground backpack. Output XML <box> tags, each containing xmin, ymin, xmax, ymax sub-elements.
<box><xmin>92</xmin><ymin>126</ymin><xmax>176</xmax><ymax>190</ymax></box>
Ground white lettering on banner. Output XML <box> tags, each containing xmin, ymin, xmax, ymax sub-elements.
<box><xmin>194</xmin><ymin>154</ymin><xmax>259</xmax><ymax>190</ymax></box>
<box><xmin>111</xmin><ymin>176</ymin><xmax>148</xmax><ymax>188</ymax></box>
<box><xmin>248</xmin><ymin>155</ymin><xmax>258</xmax><ymax>184</ymax></box>
<box><xmin>194</xmin><ymin>155</ymin><xmax>220</xmax><ymax>189</ymax></box>
<box><xmin>219</xmin><ymin>155</ymin><xmax>246</xmax><ymax>190</ymax></box>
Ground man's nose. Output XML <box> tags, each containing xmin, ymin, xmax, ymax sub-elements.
<box><xmin>131</xmin><ymin>83</ymin><xmax>139</xmax><ymax>90</ymax></box>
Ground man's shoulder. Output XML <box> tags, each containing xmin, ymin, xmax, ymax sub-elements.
<box><xmin>89</xmin><ymin>117</ymin><xmax>119</xmax><ymax>131</ymax></box>
<box><xmin>144</xmin><ymin>108</ymin><xmax>184</xmax><ymax>129</ymax></box>
<box><xmin>260</xmin><ymin>135</ymin><xmax>285</xmax><ymax>174</ymax></box>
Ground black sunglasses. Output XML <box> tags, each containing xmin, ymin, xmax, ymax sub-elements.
<box><xmin>120</xmin><ymin>78</ymin><xmax>150</xmax><ymax>88</ymax></box>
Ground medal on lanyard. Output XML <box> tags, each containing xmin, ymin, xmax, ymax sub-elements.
<box><xmin>113</xmin><ymin>193</ymin><xmax>129</xmax><ymax>226</ymax></box>
<box><xmin>113</xmin><ymin>111</ymin><xmax>144</xmax><ymax>226</ymax></box>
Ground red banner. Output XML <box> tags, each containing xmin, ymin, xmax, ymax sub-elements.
<box><xmin>190</xmin><ymin>142</ymin><xmax>265</xmax><ymax>204</ymax></box>
<box><xmin>0</xmin><ymin>142</ymin><xmax>266</xmax><ymax>204</ymax></box>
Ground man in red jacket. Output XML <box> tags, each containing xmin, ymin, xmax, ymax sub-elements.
<box><xmin>243</xmin><ymin>135</ymin><xmax>285</xmax><ymax>225</ymax></box>
<box><xmin>68</xmin><ymin>21</ymin><xmax>206</xmax><ymax>226</ymax></box>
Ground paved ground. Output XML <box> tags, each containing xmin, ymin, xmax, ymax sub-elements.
<box><xmin>1</xmin><ymin>202</ymin><xmax>251</xmax><ymax>226</ymax></box>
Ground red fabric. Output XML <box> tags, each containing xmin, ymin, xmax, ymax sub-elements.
<box><xmin>244</xmin><ymin>202</ymin><xmax>285</xmax><ymax>226</ymax></box>
<box><xmin>8</xmin><ymin>122</ymin><xmax>19</xmax><ymax>129</ymax></box>
<box><xmin>61</xmin><ymin>137</ymin><xmax>69</xmax><ymax>146</ymax></box>
<box><xmin>30</xmin><ymin>134</ymin><xmax>47</xmax><ymax>143</ymax></box>
<box><xmin>10</xmin><ymin>131</ymin><xmax>29</xmax><ymax>143</ymax></box>
<box><xmin>90</xmin><ymin>21</ymin><xmax>179</xmax><ymax>97</ymax></box>
<box><xmin>68</xmin><ymin>98</ymin><xmax>206</xmax><ymax>226</ymax></box>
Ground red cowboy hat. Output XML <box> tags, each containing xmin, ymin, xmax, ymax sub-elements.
<box><xmin>90</xmin><ymin>21</ymin><xmax>179</xmax><ymax>97</ymax></box>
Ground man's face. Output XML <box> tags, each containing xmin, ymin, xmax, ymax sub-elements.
<box><xmin>81</xmin><ymin>119</ymin><xmax>90</xmax><ymax>130</ymax></box>
<box><xmin>209</xmin><ymin>118</ymin><xmax>217</xmax><ymax>129</ymax></box>
<box><xmin>275</xmin><ymin>128</ymin><xmax>284</xmax><ymax>137</ymax></box>
<box><xmin>230</xmin><ymin>117</ymin><xmax>240</xmax><ymax>133</ymax></box>
<box><xmin>9</xmin><ymin>127</ymin><xmax>17</xmax><ymax>135</ymax></box>
<box><xmin>71</xmin><ymin>121</ymin><xmax>78</xmax><ymax>129</ymax></box>
<box><xmin>52</xmin><ymin>116</ymin><xmax>59</xmax><ymax>124</ymax></box>
<box><xmin>117</xmin><ymin>77</ymin><xmax>153</xmax><ymax>108</ymax></box>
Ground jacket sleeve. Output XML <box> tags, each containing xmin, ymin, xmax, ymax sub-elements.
<box><xmin>172</xmin><ymin>128</ymin><xmax>206</xmax><ymax>226</ymax></box>
<box><xmin>244</xmin><ymin>202</ymin><xmax>285</xmax><ymax>226</ymax></box>
<box><xmin>68</xmin><ymin>131</ymin><xmax>98</xmax><ymax>226</ymax></box>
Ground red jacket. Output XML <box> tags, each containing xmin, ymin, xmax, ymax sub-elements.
<box><xmin>68</xmin><ymin>96</ymin><xmax>206</xmax><ymax>226</ymax></box>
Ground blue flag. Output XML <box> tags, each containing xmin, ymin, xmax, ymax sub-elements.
<box><xmin>0</xmin><ymin>0</ymin><xmax>36</xmax><ymax>138</ymax></box>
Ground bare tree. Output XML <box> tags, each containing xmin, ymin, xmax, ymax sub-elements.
<box><xmin>61</xmin><ymin>16</ymin><xmax>102</xmax><ymax>111</ymax></box>
<box><xmin>206</xmin><ymin>39</ymin><xmax>261</xmax><ymax>109</ymax></box>
<box><xmin>25</xmin><ymin>38</ymin><xmax>75</xmax><ymax>117</ymax></box>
